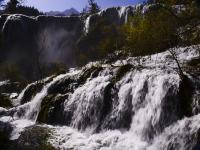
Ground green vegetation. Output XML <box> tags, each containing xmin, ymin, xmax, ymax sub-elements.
<box><xmin>1</xmin><ymin>0</ymin><xmax>43</xmax><ymax>16</ymax></box>
<box><xmin>87</xmin><ymin>0</ymin><xmax>100</xmax><ymax>14</ymax></box>
<box><xmin>0</xmin><ymin>0</ymin><xmax>200</xmax><ymax>82</ymax></box>
<box><xmin>77</xmin><ymin>0</ymin><xmax>200</xmax><ymax>65</ymax></box>
<box><xmin>81</xmin><ymin>0</ymin><xmax>100</xmax><ymax>17</ymax></box>
<box><xmin>77</xmin><ymin>19</ymin><xmax>125</xmax><ymax>64</ymax></box>
<box><xmin>122</xmin><ymin>8</ymin><xmax>179</xmax><ymax>56</ymax></box>
<box><xmin>0</xmin><ymin>63</ymin><xmax>25</xmax><ymax>82</ymax></box>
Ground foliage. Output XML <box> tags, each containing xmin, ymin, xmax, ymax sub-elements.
<box><xmin>177</xmin><ymin>1</ymin><xmax>200</xmax><ymax>45</ymax></box>
<box><xmin>0</xmin><ymin>63</ymin><xmax>25</xmax><ymax>82</ymax></box>
<box><xmin>77</xmin><ymin>1</ymin><xmax>200</xmax><ymax>65</ymax></box>
<box><xmin>80</xmin><ymin>0</ymin><xmax>100</xmax><ymax>19</ymax></box>
<box><xmin>88</xmin><ymin>0</ymin><xmax>100</xmax><ymax>14</ymax></box>
<box><xmin>4</xmin><ymin>0</ymin><xmax>20</xmax><ymax>13</ymax></box>
<box><xmin>47</xmin><ymin>63</ymin><xmax>67</xmax><ymax>76</ymax></box>
<box><xmin>147</xmin><ymin>0</ymin><xmax>193</xmax><ymax>5</ymax></box>
<box><xmin>77</xmin><ymin>19</ymin><xmax>125</xmax><ymax>65</ymax></box>
<box><xmin>2</xmin><ymin>0</ymin><xmax>43</xmax><ymax>16</ymax></box>
<box><xmin>15</xmin><ymin>5</ymin><xmax>43</xmax><ymax>16</ymax></box>
<box><xmin>122</xmin><ymin>8</ymin><xmax>179</xmax><ymax>56</ymax></box>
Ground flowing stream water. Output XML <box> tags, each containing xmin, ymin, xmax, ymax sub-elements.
<box><xmin>0</xmin><ymin>45</ymin><xmax>199</xmax><ymax>150</ymax></box>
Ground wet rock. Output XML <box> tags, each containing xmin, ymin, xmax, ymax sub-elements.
<box><xmin>0</xmin><ymin>81</ymin><xmax>26</xmax><ymax>93</ymax></box>
<box><xmin>48</xmin><ymin>77</ymin><xmax>75</xmax><ymax>94</ymax></box>
<box><xmin>14</xmin><ymin>125</ymin><xmax>55</xmax><ymax>150</ymax></box>
<box><xmin>0</xmin><ymin>107</ymin><xmax>8</xmax><ymax>116</ymax></box>
<box><xmin>21</xmin><ymin>82</ymin><xmax>44</xmax><ymax>104</ymax></box>
<box><xmin>0</xmin><ymin>93</ymin><xmax>13</xmax><ymax>108</ymax></box>
<box><xmin>112</xmin><ymin>64</ymin><xmax>133</xmax><ymax>83</ymax></box>
<box><xmin>37</xmin><ymin>94</ymin><xmax>68</xmax><ymax>125</ymax></box>
<box><xmin>0</xmin><ymin>121</ymin><xmax>13</xmax><ymax>149</ymax></box>
<box><xmin>78</xmin><ymin>65</ymin><xmax>103</xmax><ymax>84</ymax></box>
<box><xmin>179</xmin><ymin>75</ymin><xmax>193</xmax><ymax>117</ymax></box>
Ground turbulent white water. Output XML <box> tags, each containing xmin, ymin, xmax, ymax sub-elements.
<box><xmin>84</xmin><ymin>16</ymin><xmax>91</xmax><ymax>34</ymax></box>
<box><xmin>0</xmin><ymin>45</ymin><xmax>199</xmax><ymax>149</ymax></box>
<box><xmin>0</xmin><ymin>80</ymin><xmax>9</xmax><ymax>86</ymax></box>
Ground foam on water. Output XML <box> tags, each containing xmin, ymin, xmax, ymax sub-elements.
<box><xmin>0</xmin><ymin>45</ymin><xmax>199</xmax><ymax>149</ymax></box>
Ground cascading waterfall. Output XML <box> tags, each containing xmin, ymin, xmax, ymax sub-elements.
<box><xmin>66</xmin><ymin>74</ymin><xmax>111</xmax><ymax>131</ymax></box>
<box><xmin>84</xmin><ymin>16</ymin><xmax>91</xmax><ymax>34</ymax></box>
<box><xmin>118</xmin><ymin>6</ymin><xmax>131</xmax><ymax>23</ymax></box>
<box><xmin>0</xmin><ymin>45</ymin><xmax>199</xmax><ymax>149</ymax></box>
<box><xmin>6</xmin><ymin>71</ymin><xmax>78</xmax><ymax>124</ymax></box>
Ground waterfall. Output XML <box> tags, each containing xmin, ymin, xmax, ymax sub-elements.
<box><xmin>0</xmin><ymin>45</ymin><xmax>199</xmax><ymax>149</ymax></box>
<box><xmin>65</xmin><ymin>73</ymin><xmax>111</xmax><ymax>131</ymax></box>
<box><xmin>84</xmin><ymin>16</ymin><xmax>91</xmax><ymax>34</ymax></box>
<box><xmin>0</xmin><ymin>80</ymin><xmax>9</xmax><ymax>86</ymax></box>
<box><xmin>118</xmin><ymin>7</ymin><xmax>130</xmax><ymax>23</ymax></box>
<box><xmin>12</xmin><ymin>83</ymin><xmax>33</xmax><ymax>106</ymax></box>
<box><xmin>12</xmin><ymin>71</ymin><xmax>80</xmax><ymax>122</ymax></box>
<box><xmin>149</xmin><ymin>114</ymin><xmax>200</xmax><ymax>150</ymax></box>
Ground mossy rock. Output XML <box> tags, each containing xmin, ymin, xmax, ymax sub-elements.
<box><xmin>193</xmin><ymin>129</ymin><xmax>200</xmax><ymax>150</ymax></box>
<box><xmin>0</xmin><ymin>94</ymin><xmax>12</xmax><ymax>108</ymax></box>
<box><xmin>48</xmin><ymin>77</ymin><xmax>75</xmax><ymax>94</ymax></box>
<box><xmin>37</xmin><ymin>94</ymin><xmax>67</xmax><ymax>125</ymax></box>
<box><xmin>112</xmin><ymin>64</ymin><xmax>133</xmax><ymax>83</ymax></box>
<box><xmin>187</xmin><ymin>57</ymin><xmax>200</xmax><ymax>66</ymax></box>
<box><xmin>0</xmin><ymin>121</ymin><xmax>13</xmax><ymax>150</ymax></box>
<box><xmin>48</xmin><ymin>65</ymin><xmax>103</xmax><ymax>95</ymax></box>
<box><xmin>0</xmin><ymin>81</ymin><xmax>26</xmax><ymax>93</ymax></box>
<box><xmin>78</xmin><ymin>65</ymin><xmax>103</xmax><ymax>84</ymax></box>
<box><xmin>13</xmin><ymin>126</ymin><xmax>55</xmax><ymax>150</ymax></box>
<box><xmin>21</xmin><ymin>82</ymin><xmax>44</xmax><ymax>104</ymax></box>
<box><xmin>179</xmin><ymin>75</ymin><xmax>193</xmax><ymax>117</ymax></box>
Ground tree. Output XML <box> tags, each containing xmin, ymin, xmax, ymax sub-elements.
<box><xmin>4</xmin><ymin>0</ymin><xmax>20</xmax><ymax>13</ymax></box>
<box><xmin>88</xmin><ymin>0</ymin><xmax>100</xmax><ymax>14</ymax></box>
<box><xmin>122</xmin><ymin>7</ymin><xmax>179</xmax><ymax>57</ymax></box>
<box><xmin>4</xmin><ymin>0</ymin><xmax>23</xmax><ymax>14</ymax></box>
<box><xmin>148</xmin><ymin>0</ymin><xmax>192</xmax><ymax>5</ymax></box>
<box><xmin>0</xmin><ymin>0</ymin><xmax>4</xmax><ymax>7</ymax></box>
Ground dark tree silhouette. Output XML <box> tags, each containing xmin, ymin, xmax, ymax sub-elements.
<box><xmin>88</xmin><ymin>0</ymin><xmax>100</xmax><ymax>14</ymax></box>
<box><xmin>4</xmin><ymin>0</ymin><xmax>20</xmax><ymax>13</ymax></box>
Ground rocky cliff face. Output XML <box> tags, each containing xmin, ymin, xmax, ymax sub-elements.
<box><xmin>0</xmin><ymin>14</ymin><xmax>82</xmax><ymax>80</ymax></box>
<box><xmin>0</xmin><ymin>4</ymin><xmax>169</xmax><ymax>81</ymax></box>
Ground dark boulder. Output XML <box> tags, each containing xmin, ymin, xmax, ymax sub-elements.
<box><xmin>13</xmin><ymin>125</ymin><xmax>55</xmax><ymax>150</ymax></box>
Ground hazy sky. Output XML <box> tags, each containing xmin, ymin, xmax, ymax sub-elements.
<box><xmin>24</xmin><ymin>0</ymin><xmax>145</xmax><ymax>12</ymax></box>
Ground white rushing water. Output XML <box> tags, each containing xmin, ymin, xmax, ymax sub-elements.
<box><xmin>84</xmin><ymin>16</ymin><xmax>91</xmax><ymax>34</ymax></box>
<box><xmin>0</xmin><ymin>80</ymin><xmax>9</xmax><ymax>86</ymax></box>
<box><xmin>0</xmin><ymin>45</ymin><xmax>199</xmax><ymax>149</ymax></box>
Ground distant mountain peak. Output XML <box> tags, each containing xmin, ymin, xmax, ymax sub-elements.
<box><xmin>46</xmin><ymin>8</ymin><xmax>79</xmax><ymax>16</ymax></box>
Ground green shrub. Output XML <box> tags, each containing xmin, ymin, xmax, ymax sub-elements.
<box><xmin>122</xmin><ymin>8</ymin><xmax>179</xmax><ymax>56</ymax></box>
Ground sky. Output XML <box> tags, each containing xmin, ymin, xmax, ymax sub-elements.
<box><xmin>23</xmin><ymin>0</ymin><xmax>145</xmax><ymax>12</ymax></box>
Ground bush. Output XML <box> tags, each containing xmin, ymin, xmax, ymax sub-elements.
<box><xmin>122</xmin><ymin>8</ymin><xmax>179</xmax><ymax>56</ymax></box>
<box><xmin>0</xmin><ymin>63</ymin><xmax>25</xmax><ymax>82</ymax></box>
<box><xmin>77</xmin><ymin>18</ymin><xmax>125</xmax><ymax>65</ymax></box>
